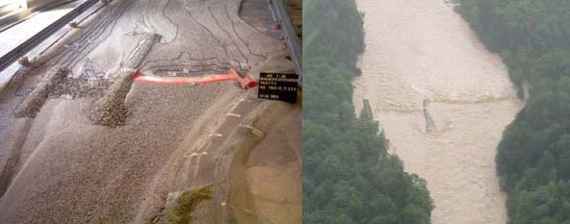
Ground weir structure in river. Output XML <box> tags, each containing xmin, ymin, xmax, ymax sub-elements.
<box><xmin>354</xmin><ymin>0</ymin><xmax>522</xmax><ymax>223</ymax></box>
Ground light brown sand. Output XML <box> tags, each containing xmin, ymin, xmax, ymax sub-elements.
<box><xmin>354</xmin><ymin>0</ymin><xmax>522</xmax><ymax>223</ymax></box>
<box><xmin>224</xmin><ymin>100</ymin><xmax>301</xmax><ymax>224</ymax></box>
<box><xmin>0</xmin><ymin>0</ymin><xmax>293</xmax><ymax>223</ymax></box>
<box><xmin>0</xmin><ymin>83</ymin><xmax>226</xmax><ymax>224</ymax></box>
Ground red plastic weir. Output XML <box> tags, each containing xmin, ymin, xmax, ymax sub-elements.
<box><xmin>132</xmin><ymin>69</ymin><xmax>257</xmax><ymax>89</ymax></box>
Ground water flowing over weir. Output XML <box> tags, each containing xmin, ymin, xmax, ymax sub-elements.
<box><xmin>354</xmin><ymin>0</ymin><xmax>522</xmax><ymax>223</ymax></box>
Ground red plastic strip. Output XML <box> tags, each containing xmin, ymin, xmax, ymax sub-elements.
<box><xmin>132</xmin><ymin>69</ymin><xmax>258</xmax><ymax>89</ymax></box>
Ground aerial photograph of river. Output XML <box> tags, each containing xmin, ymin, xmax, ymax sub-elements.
<box><xmin>354</xmin><ymin>0</ymin><xmax>522</xmax><ymax>223</ymax></box>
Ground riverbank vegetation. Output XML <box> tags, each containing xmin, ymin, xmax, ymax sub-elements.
<box><xmin>303</xmin><ymin>0</ymin><xmax>433</xmax><ymax>223</ymax></box>
<box><xmin>457</xmin><ymin>1</ymin><xmax>570</xmax><ymax>223</ymax></box>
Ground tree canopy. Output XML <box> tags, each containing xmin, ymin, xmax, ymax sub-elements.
<box><xmin>457</xmin><ymin>1</ymin><xmax>570</xmax><ymax>223</ymax></box>
<box><xmin>303</xmin><ymin>0</ymin><xmax>433</xmax><ymax>223</ymax></box>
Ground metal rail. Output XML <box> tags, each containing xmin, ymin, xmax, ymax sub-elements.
<box><xmin>0</xmin><ymin>0</ymin><xmax>98</xmax><ymax>72</ymax></box>
<box><xmin>267</xmin><ymin>0</ymin><xmax>302</xmax><ymax>82</ymax></box>
<box><xmin>0</xmin><ymin>0</ymin><xmax>80</xmax><ymax>32</ymax></box>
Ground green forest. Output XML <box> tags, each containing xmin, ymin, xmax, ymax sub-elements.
<box><xmin>303</xmin><ymin>0</ymin><xmax>433</xmax><ymax>223</ymax></box>
<box><xmin>457</xmin><ymin>1</ymin><xmax>570</xmax><ymax>223</ymax></box>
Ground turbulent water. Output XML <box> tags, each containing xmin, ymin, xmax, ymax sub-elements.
<box><xmin>354</xmin><ymin>0</ymin><xmax>522</xmax><ymax>223</ymax></box>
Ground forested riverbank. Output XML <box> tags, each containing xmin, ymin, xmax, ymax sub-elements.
<box><xmin>457</xmin><ymin>1</ymin><xmax>570</xmax><ymax>223</ymax></box>
<box><xmin>303</xmin><ymin>0</ymin><xmax>433</xmax><ymax>223</ymax></box>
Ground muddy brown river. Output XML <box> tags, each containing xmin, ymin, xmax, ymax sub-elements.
<box><xmin>354</xmin><ymin>0</ymin><xmax>522</xmax><ymax>223</ymax></box>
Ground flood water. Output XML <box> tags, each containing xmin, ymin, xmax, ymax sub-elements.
<box><xmin>353</xmin><ymin>0</ymin><xmax>522</xmax><ymax>223</ymax></box>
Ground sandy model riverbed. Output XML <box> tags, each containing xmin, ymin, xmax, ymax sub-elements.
<box><xmin>354</xmin><ymin>0</ymin><xmax>522</xmax><ymax>223</ymax></box>
<box><xmin>0</xmin><ymin>0</ymin><xmax>300</xmax><ymax>223</ymax></box>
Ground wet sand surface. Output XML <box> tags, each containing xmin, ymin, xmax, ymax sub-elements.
<box><xmin>354</xmin><ymin>0</ymin><xmax>521</xmax><ymax>223</ymax></box>
<box><xmin>0</xmin><ymin>0</ymin><xmax>295</xmax><ymax>223</ymax></box>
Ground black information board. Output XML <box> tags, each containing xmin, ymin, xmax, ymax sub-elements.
<box><xmin>258</xmin><ymin>72</ymin><xmax>299</xmax><ymax>103</ymax></box>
